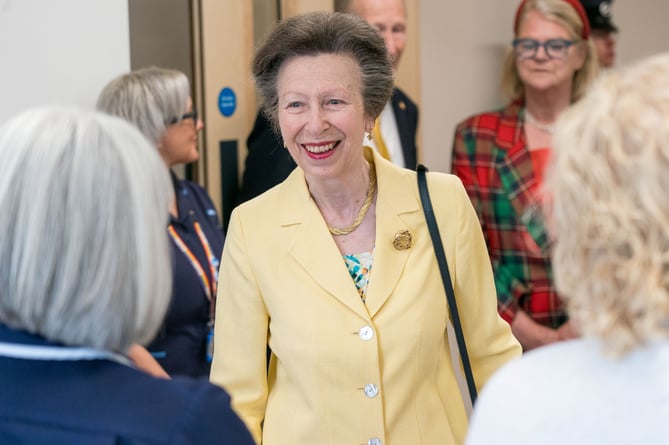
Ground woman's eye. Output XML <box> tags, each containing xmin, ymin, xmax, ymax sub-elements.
<box><xmin>548</xmin><ymin>41</ymin><xmax>566</xmax><ymax>51</ymax></box>
<box><xmin>286</xmin><ymin>102</ymin><xmax>302</xmax><ymax>109</ymax></box>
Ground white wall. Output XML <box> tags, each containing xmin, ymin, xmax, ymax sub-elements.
<box><xmin>420</xmin><ymin>0</ymin><xmax>669</xmax><ymax>172</ymax></box>
<box><xmin>0</xmin><ymin>0</ymin><xmax>130</xmax><ymax>125</ymax></box>
<box><xmin>615</xmin><ymin>0</ymin><xmax>669</xmax><ymax>66</ymax></box>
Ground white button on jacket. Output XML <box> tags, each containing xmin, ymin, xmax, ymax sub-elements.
<box><xmin>364</xmin><ymin>383</ymin><xmax>379</xmax><ymax>398</ymax></box>
<box><xmin>358</xmin><ymin>326</ymin><xmax>374</xmax><ymax>341</ymax></box>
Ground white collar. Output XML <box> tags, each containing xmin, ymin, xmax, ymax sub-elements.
<box><xmin>0</xmin><ymin>341</ymin><xmax>133</xmax><ymax>367</ymax></box>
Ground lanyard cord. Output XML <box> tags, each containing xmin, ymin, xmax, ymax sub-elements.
<box><xmin>168</xmin><ymin>221</ymin><xmax>219</xmax><ymax>321</ymax></box>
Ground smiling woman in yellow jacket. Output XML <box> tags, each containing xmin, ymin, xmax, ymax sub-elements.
<box><xmin>210</xmin><ymin>11</ymin><xmax>521</xmax><ymax>445</ymax></box>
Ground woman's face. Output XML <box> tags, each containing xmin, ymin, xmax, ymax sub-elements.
<box><xmin>515</xmin><ymin>10</ymin><xmax>586</xmax><ymax>95</ymax></box>
<box><xmin>277</xmin><ymin>53</ymin><xmax>373</xmax><ymax>181</ymax></box>
<box><xmin>158</xmin><ymin>97</ymin><xmax>203</xmax><ymax>167</ymax></box>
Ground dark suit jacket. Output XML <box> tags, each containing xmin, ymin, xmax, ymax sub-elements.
<box><xmin>0</xmin><ymin>324</ymin><xmax>254</xmax><ymax>445</ymax></box>
<box><xmin>238</xmin><ymin>87</ymin><xmax>419</xmax><ymax>203</ymax></box>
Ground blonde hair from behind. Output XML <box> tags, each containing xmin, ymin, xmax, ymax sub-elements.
<box><xmin>548</xmin><ymin>53</ymin><xmax>669</xmax><ymax>356</ymax></box>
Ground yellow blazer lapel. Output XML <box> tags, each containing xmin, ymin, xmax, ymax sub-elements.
<box><xmin>363</xmin><ymin>149</ymin><xmax>421</xmax><ymax>318</ymax></box>
<box><xmin>279</xmin><ymin>169</ymin><xmax>369</xmax><ymax>320</ymax></box>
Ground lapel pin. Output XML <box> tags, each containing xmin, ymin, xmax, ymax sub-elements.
<box><xmin>393</xmin><ymin>230</ymin><xmax>412</xmax><ymax>250</ymax></box>
<box><xmin>399</xmin><ymin>101</ymin><xmax>406</xmax><ymax>111</ymax></box>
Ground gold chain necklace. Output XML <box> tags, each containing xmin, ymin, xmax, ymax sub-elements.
<box><xmin>327</xmin><ymin>166</ymin><xmax>377</xmax><ymax>236</ymax></box>
<box><xmin>525</xmin><ymin>109</ymin><xmax>555</xmax><ymax>135</ymax></box>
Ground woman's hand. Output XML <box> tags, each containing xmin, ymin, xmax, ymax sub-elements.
<box><xmin>556</xmin><ymin>320</ymin><xmax>579</xmax><ymax>341</ymax></box>
<box><xmin>511</xmin><ymin>310</ymin><xmax>561</xmax><ymax>351</ymax></box>
<box><xmin>127</xmin><ymin>344</ymin><xmax>170</xmax><ymax>379</ymax></box>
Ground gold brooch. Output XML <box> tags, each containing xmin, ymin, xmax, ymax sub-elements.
<box><xmin>393</xmin><ymin>230</ymin><xmax>412</xmax><ymax>250</ymax></box>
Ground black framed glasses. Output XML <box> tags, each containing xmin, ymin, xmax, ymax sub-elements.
<box><xmin>170</xmin><ymin>110</ymin><xmax>198</xmax><ymax>126</ymax></box>
<box><xmin>512</xmin><ymin>38</ymin><xmax>578</xmax><ymax>60</ymax></box>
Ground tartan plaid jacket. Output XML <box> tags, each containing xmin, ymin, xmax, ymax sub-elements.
<box><xmin>451</xmin><ymin>101</ymin><xmax>566</xmax><ymax>329</ymax></box>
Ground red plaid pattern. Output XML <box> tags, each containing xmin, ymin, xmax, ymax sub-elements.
<box><xmin>451</xmin><ymin>101</ymin><xmax>567</xmax><ymax>328</ymax></box>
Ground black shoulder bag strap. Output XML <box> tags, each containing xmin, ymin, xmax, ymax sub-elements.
<box><xmin>416</xmin><ymin>164</ymin><xmax>478</xmax><ymax>407</ymax></box>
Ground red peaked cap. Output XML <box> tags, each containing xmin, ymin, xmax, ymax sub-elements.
<box><xmin>514</xmin><ymin>0</ymin><xmax>591</xmax><ymax>39</ymax></box>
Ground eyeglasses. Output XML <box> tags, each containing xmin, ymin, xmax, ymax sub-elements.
<box><xmin>170</xmin><ymin>110</ymin><xmax>198</xmax><ymax>126</ymax></box>
<box><xmin>512</xmin><ymin>38</ymin><xmax>578</xmax><ymax>60</ymax></box>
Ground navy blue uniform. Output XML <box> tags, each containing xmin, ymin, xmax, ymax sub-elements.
<box><xmin>147</xmin><ymin>174</ymin><xmax>224</xmax><ymax>378</ymax></box>
<box><xmin>0</xmin><ymin>324</ymin><xmax>253</xmax><ymax>445</ymax></box>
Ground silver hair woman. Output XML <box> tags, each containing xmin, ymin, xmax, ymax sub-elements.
<box><xmin>96</xmin><ymin>67</ymin><xmax>191</xmax><ymax>145</ymax></box>
<box><xmin>465</xmin><ymin>53</ymin><xmax>669</xmax><ymax>445</ymax></box>
<box><xmin>0</xmin><ymin>108</ymin><xmax>172</xmax><ymax>350</ymax></box>
<box><xmin>97</xmin><ymin>67</ymin><xmax>225</xmax><ymax>378</ymax></box>
<box><xmin>0</xmin><ymin>107</ymin><xmax>254</xmax><ymax>444</ymax></box>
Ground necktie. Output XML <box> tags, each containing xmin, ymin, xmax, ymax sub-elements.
<box><xmin>372</xmin><ymin>118</ymin><xmax>391</xmax><ymax>161</ymax></box>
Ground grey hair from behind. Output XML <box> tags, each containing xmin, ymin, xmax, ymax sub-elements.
<box><xmin>96</xmin><ymin>67</ymin><xmax>190</xmax><ymax>147</ymax></box>
<box><xmin>0</xmin><ymin>107</ymin><xmax>173</xmax><ymax>353</ymax></box>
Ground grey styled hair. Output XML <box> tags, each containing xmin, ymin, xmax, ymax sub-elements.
<box><xmin>253</xmin><ymin>11</ymin><xmax>393</xmax><ymax>125</ymax></box>
<box><xmin>501</xmin><ymin>0</ymin><xmax>599</xmax><ymax>102</ymax></box>
<box><xmin>96</xmin><ymin>67</ymin><xmax>190</xmax><ymax>146</ymax></box>
<box><xmin>0</xmin><ymin>107</ymin><xmax>173</xmax><ymax>353</ymax></box>
<box><xmin>548</xmin><ymin>53</ymin><xmax>669</xmax><ymax>356</ymax></box>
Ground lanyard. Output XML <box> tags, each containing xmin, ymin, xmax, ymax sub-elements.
<box><xmin>0</xmin><ymin>342</ymin><xmax>133</xmax><ymax>367</ymax></box>
<box><xmin>167</xmin><ymin>220</ymin><xmax>219</xmax><ymax>320</ymax></box>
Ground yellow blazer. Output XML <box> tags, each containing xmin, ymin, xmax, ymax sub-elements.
<box><xmin>211</xmin><ymin>148</ymin><xmax>521</xmax><ymax>445</ymax></box>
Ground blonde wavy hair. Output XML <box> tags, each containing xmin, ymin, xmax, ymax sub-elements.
<box><xmin>547</xmin><ymin>52</ymin><xmax>669</xmax><ymax>356</ymax></box>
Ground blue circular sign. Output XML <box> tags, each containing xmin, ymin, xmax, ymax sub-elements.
<box><xmin>218</xmin><ymin>87</ymin><xmax>236</xmax><ymax>117</ymax></box>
